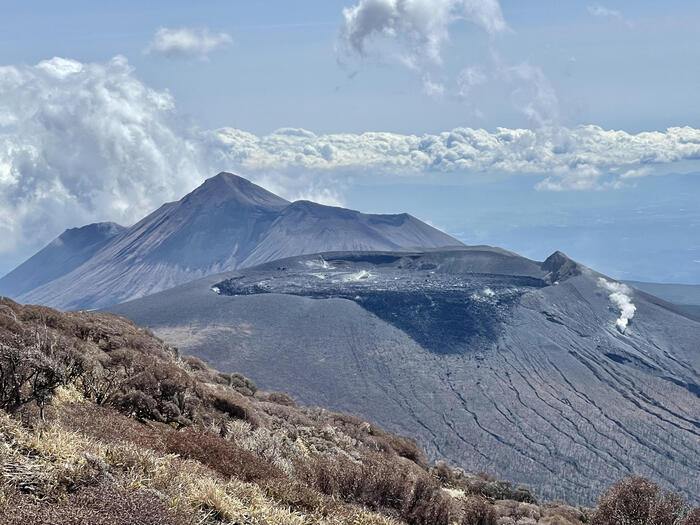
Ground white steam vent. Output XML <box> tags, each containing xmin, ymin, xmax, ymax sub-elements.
<box><xmin>342</xmin><ymin>270</ymin><xmax>372</xmax><ymax>282</ymax></box>
<box><xmin>598</xmin><ymin>278</ymin><xmax>636</xmax><ymax>333</ymax></box>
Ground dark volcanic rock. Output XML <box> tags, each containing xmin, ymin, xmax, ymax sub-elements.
<box><xmin>213</xmin><ymin>251</ymin><xmax>546</xmax><ymax>355</ymax></box>
<box><xmin>108</xmin><ymin>248</ymin><xmax>700</xmax><ymax>505</ymax></box>
<box><xmin>541</xmin><ymin>250</ymin><xmax>581</xmax><ymax>283</ymax></box>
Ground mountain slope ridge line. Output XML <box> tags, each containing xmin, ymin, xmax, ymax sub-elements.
<box><xmin>0</xmin><ymin>172</ymin><xmax>462</xmax><ymax>310</ymax></box>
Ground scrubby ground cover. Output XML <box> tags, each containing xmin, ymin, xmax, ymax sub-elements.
<box><xmin>0</xmin><ymin>298</ymin><xmax>696</xmax><ymax>524</ymax></box>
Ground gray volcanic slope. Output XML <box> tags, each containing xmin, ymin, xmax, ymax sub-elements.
<box><xmin>0</xmin><ymin>222</ymin><xmax>125</xmax><ymax>298</ymax></box>
<box><xmin>626</xmin><ymin>281</ymin><xmax>700</xmax><ymax>316</ymax></box>
<box><xmin>9</xmin><ymin>173</ymin><xmax>460</xmax><ymax>310</ymax></box>
<box><xmin>109</xmin><ymin>248</ymin><xmax>700</xmax><ymax>505</ymax></box>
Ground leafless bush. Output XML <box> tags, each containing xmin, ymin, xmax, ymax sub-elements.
<box><xmin>0</xmin><ymin>334</ymin><xmax>68</xmax><ymax>420</ymax></box>
<box><xmin>163</xmin><ymin>427</ymin><xmax>282</xmax><ymax>482</ymax></box>
<box><xmin>593</xmin><ymin>476</ymin><xmax>689</xmax><ymax>525</ymax></box>
<box><xmin>461</xmin><ymin>495</ymin><xmax>497</xmax><ymax>525</ymax></box>
<box><xmin>300</xmin><ymin>454</ymin><xmax>453</xmax><ymax>525</ymax></box>
<box><xmin>682</xmin><ymin>508</ymin><xmax>700</xmax><ymax>525</ymax></box>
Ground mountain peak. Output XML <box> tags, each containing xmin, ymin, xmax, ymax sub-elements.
<box><xmin>208</xmin><ymin>171</ymin><xmax>255</xmax><ymax>187</ymax></box>
<box><xmin>542</xmin><ymin>250</ymin><xmax>581</xmax><ymax>283</ymax></box>
<box><xmin>186</xmin><ymin>172</ymin><xmax>290</xmax><ymax>209</ymax></box>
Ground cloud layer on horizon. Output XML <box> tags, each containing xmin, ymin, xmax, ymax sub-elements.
<box><xmin>1</xmin><ymin>56</ymin><xmax>700</xmax><ymax>260</ymax></box>
<box><xmin>209</xmin><ymin>125</ymin><xmax>700</xmax><ymax>191</ymax></box>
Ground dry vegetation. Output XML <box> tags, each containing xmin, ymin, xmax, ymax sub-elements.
<box><xmin>0</xmin><ymin>298</ymin><xmax>696</xmax><ymax>524</ymax></box>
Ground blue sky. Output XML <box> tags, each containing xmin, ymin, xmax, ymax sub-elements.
<box><xmin>4</xmin><ymin>1</ymin><xmax>698</xmax><ymax>134</ymax></box>
<box><xmin>1</xmin><ymin>1</ymin><xmax>699</xmax><ymax>282</ymax></box>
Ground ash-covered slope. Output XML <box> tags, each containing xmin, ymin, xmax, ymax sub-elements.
<box><xmin>626</xmin><ymin>281</ymin><xmax>700</xmax><ymax>316</ymax></box>
<box><xmin>0</xmin><ymin>222</ymin><xmax>125</xmax><ymax>298</ymax></box>
<box><xmin>242</xmin><ymin>200</ymin><xmax>457</xmax><ymax>268</ymax></box>
<box><xmin>108</xmin><ymin>248</ymin><xmax>700</xmax><ymax>505</ymax></box>
<box><xmin>9</xmin><ymin>173</ymin><xmax>461</xmax><ymax>310</ymax></box>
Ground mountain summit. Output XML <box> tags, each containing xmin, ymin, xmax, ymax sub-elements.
<box><xmin>0</xmin><ymin>173</ymin><xmax>462</xmax><ymax>309</ymax></box>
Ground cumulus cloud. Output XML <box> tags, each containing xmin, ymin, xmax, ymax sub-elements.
<box><xmin>587</xmin><ymin>5</ymin><xmax>623</xmax><ymax>20</ymax></box>
<box><xmin>587</xmin><ymin>5</ymin><xmax>632</xmax><ymax>27</ymax></box>
<box><xmin>145</xmin><ymin>27</ymin><xmax>232</xmax><ymax>58</ymax></box>
<box><xmin>0</xmin><ymin>56</ymin><xmax>210</xmax><ymax>257</ymax></box>
<box><xmin>339</xmin><ymin>0</ymin><xmax>506</xmax><ymax>67</ymax></box>
<box><xmin>0</xmin><ymin>56</ymin><xmax>342</xmax><ymax>260</ymax></box>
<box><xmin>337</xmin><ymin>1</ymin><xmax>560</xmax><ymax>125</ymax></box>
<box><xmin>598</xmin><ymin>278</ymin><xmax>636</xmax><ymax>333</ymax></box>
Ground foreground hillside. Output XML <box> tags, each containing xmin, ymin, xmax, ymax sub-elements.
<box><xmin>109</xmin><ymin>248</ymin><xmax>700</xmax><ymax>505</ymax></box>
<box><xmin>2</xmin><ymin>299</ymin><xmax>697</xmax><ymax>524</ymax></box>
<box><xmin>0</xmin><ymin>173</ymin><xmax>461</xmax><ymax>310</ymax></box>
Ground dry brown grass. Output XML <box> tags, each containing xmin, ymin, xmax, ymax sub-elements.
<box><xmin>0</xmin><ymin>483</ymin><xmax>195</xmax><ymax>525</ymax></box>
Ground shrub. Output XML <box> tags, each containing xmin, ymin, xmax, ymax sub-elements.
<box><xmin>683</xmin><ymin>508</ymin><xmax>700</xmax><ymax>525</ymax></box>
<box><xmin>593</xmin><ymin>476</ymin><xmax>689</xmax><ymax>525</ymax></box>
<box><xmin>256</xmin><ymin>390</ymin><xmax>297</xmax><ymax>407</ymax></box>
<box><xmin>540</xmin><ymin>503</ymin><xmax>588</xmax><ymax>525</ymax></box>
<box><xmin>300</xmin><ymin>454</ymin><xmax>453</xmax><ymax>525</ymax></box>
<box><xmin>377</xmin><ymin>432</ymin><xmax>428</xmax><ymax>466</ymax></box>
<box><xmin>163</xmin><ymin>427</ymin><xmax>282</xmax><ymax>482</ymax></box>
<box><xmin>402</xmin><ymin>476</ymin><xmax>452</xmax><ymax>525</ymax></box>
<box><xmin>460</xmin><ymin>496</ymin><xmax>498</xmax><ymax>525</ymax></box>
<box><xmin>210</xmin><ymin>391</ymin><xmax>247</xmax><ymax>420</ymax></box>
<box><xmin>228</xmin><ymin>372</ymin><xmax>257</xmax><ymax>396</ymax></box>
<box><xmin>0</xmin><ymin>336</ymin><xmax>68</xmax><ymax>420</ymax></box>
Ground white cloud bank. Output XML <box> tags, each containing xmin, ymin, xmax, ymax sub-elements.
<box><xmin>598</xmin><ymin>278</ymin><xmax>637</xmax><ymax>333</ymax></box>
<box><xmin>144</xmin><ymin>27</ymin><xmax>232</xmax><ymax>58</ymax></box>
<box><xmin>208</xmin><ymin>125</ymin><xmax>700</xmax><ymax>191</ymax></box>
<box><xmin>1</xmin><ymin>55</ymin><xmax>700</xmax><ymax>260</ymax></box>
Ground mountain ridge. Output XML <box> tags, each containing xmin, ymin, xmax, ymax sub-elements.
<box><xmin>2</xmin><ymin>172</ymin><xmax>462</xmax><ymax>310</ymax></box>
<box><xmin>0</xmin><ymin>222</ymin><xmax>126</xmax><ymax>298</ymax></box>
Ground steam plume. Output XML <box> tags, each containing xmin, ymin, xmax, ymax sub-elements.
<box><xmin>598</xmin><ymin>278</ymin><xmax>636</xmax><ymax>333</ymax></box>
